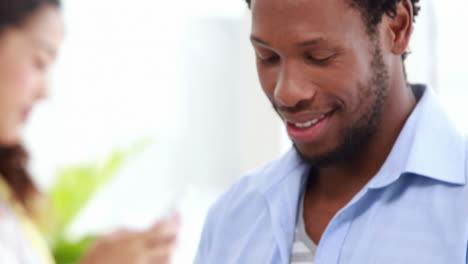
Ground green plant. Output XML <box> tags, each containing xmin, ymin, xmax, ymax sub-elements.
<box><xmin>43</xmin><ymin>139</ymin><xmax>152</xmax><ymax>264</ymax></box>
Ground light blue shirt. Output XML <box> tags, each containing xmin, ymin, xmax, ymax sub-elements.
<box><xmin>195</xmin><ymin>85</ymin><xmax>468</xmax><ymax>264</ymax></box>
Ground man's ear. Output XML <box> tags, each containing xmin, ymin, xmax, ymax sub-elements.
<box><xmin>385</xmin><ymin>0</ymin><xmax>414</xmax><ymax>56</ymax></box>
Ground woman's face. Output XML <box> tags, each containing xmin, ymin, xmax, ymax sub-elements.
<box><xmin>0</xmin><ymin>5</ymin><xmax>63</xmax><ymax>145</ymax></box>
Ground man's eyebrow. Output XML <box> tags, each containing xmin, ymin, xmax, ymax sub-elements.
<box><xmin>297</xmin><ymin>38</ymin><xmax>325</xmax><ymax>47</ymax></box>
<box><xmin>250</xmin><ymin>35</ymin><xmax>326</xmax><ymax>47</ymax></box>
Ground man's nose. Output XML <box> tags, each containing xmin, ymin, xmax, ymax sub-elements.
<box><xmin>273</xmin><ymin>62</ymin><xmax>317</xmax><ymax>109</ymax></box>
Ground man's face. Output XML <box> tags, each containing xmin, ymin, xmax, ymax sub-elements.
<box><xmin>250</xmin><ymin>0</ymin><xmax>391</xmax><ymax>167</ymax></box>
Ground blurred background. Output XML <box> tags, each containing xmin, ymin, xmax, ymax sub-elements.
<box><xmin>21</xmin><ymin>0</ymin><xmax>468</xmax><ymax>262</ymax></box>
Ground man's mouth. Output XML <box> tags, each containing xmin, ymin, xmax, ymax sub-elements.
<box><xmin>284</xmin><ymin>109</ymin><xmax>336</xmax><ymax>143</ymax></box>
<box><xmin>291</xmin><ymin>114</ymin><xmax>327</xmax><ymax>129</ymax></box>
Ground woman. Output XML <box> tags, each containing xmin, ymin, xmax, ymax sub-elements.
<box><xmin>0</xmin><ymin>0</ymin><xmax>179</xmax><ymax>263</ymax></box>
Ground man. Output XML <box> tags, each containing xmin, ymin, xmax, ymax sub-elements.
<box><xmin>195</xmin><ymin>0</ymin><xmax>468</xmax><ymax>263</ymax></box>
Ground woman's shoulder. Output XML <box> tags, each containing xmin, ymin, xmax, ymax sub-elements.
<box><xmin>0</xmin><ymin>198</ymin><xmax>28</xmax><ymax>264</ymax></box>
<box><xmin>0</xmin><ymin>183</ymin><xmax>53</xmax><ymax>264</ymax></box>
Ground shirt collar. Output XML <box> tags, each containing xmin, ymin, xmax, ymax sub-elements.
<box><xmin>369</xmin><ymin>84</ymin><xmax>466</xmax><ymax>188</ymax></box>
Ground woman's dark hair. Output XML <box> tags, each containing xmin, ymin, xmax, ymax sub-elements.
<box><xmin>0</xmin><ymin>0</ymin><xmax>61</xmax><ymax>30</ymax></box>
<box><xmin>0</xmin><ymin>0</ymin><xmax>61</xmax><ymax>215</ymax></box>
<box><xmin>0</xmin><ymin>145</ymin><xmax>38</xmax><ymax>214</ymax></box>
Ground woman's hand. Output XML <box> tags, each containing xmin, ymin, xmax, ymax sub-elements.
<box><xmin>80</xmin><ymin>214</ymin><xmax>180</xmax><ymax>264</ymax></box>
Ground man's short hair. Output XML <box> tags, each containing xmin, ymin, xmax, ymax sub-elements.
<box><xmin>245</xmin><ymin>0</ymin><xmax>420</xmax><ymax>36</ymax></box>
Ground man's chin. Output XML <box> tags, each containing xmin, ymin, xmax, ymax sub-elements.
<box><xmin>293</xmin><ymin>143</ymin><xmax>345</xmax><ymax>168</ymax></box>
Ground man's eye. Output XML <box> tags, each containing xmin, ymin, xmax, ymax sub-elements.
<box><xmin>305</xmin><ymin>54</ymin><xmax>334</xmax><ymax>65</ymax></box>
<box><xmin>258</xmin><ymin>55</ymin><xmax>280</xmax><ymax>66</ymax></box>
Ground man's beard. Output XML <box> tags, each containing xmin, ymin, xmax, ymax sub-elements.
<box><xmin>294</xmin><ymin>44</ymin><xmax>390</xmax><ymax>168</ymax></box>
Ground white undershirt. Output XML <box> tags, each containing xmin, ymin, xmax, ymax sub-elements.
<box><xmin>291</xmin><ymin>192</ymin><xmax>316</xmax><ymax>264</ymax></box>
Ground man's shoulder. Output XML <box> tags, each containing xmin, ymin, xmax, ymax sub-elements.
<box><xmin>208</xmin><ymin>148</ymin><xmax>302</xmax><ymax>218</ymax></box>
<box><xmin>212</xmin><ymin>152</ymin><xmax>287</xmax><ymax>210</ymax></box>
<box><xmin>195</xmin><ymin>151</ymin><xmax>302</xmax><ymax>263</ymax></box>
